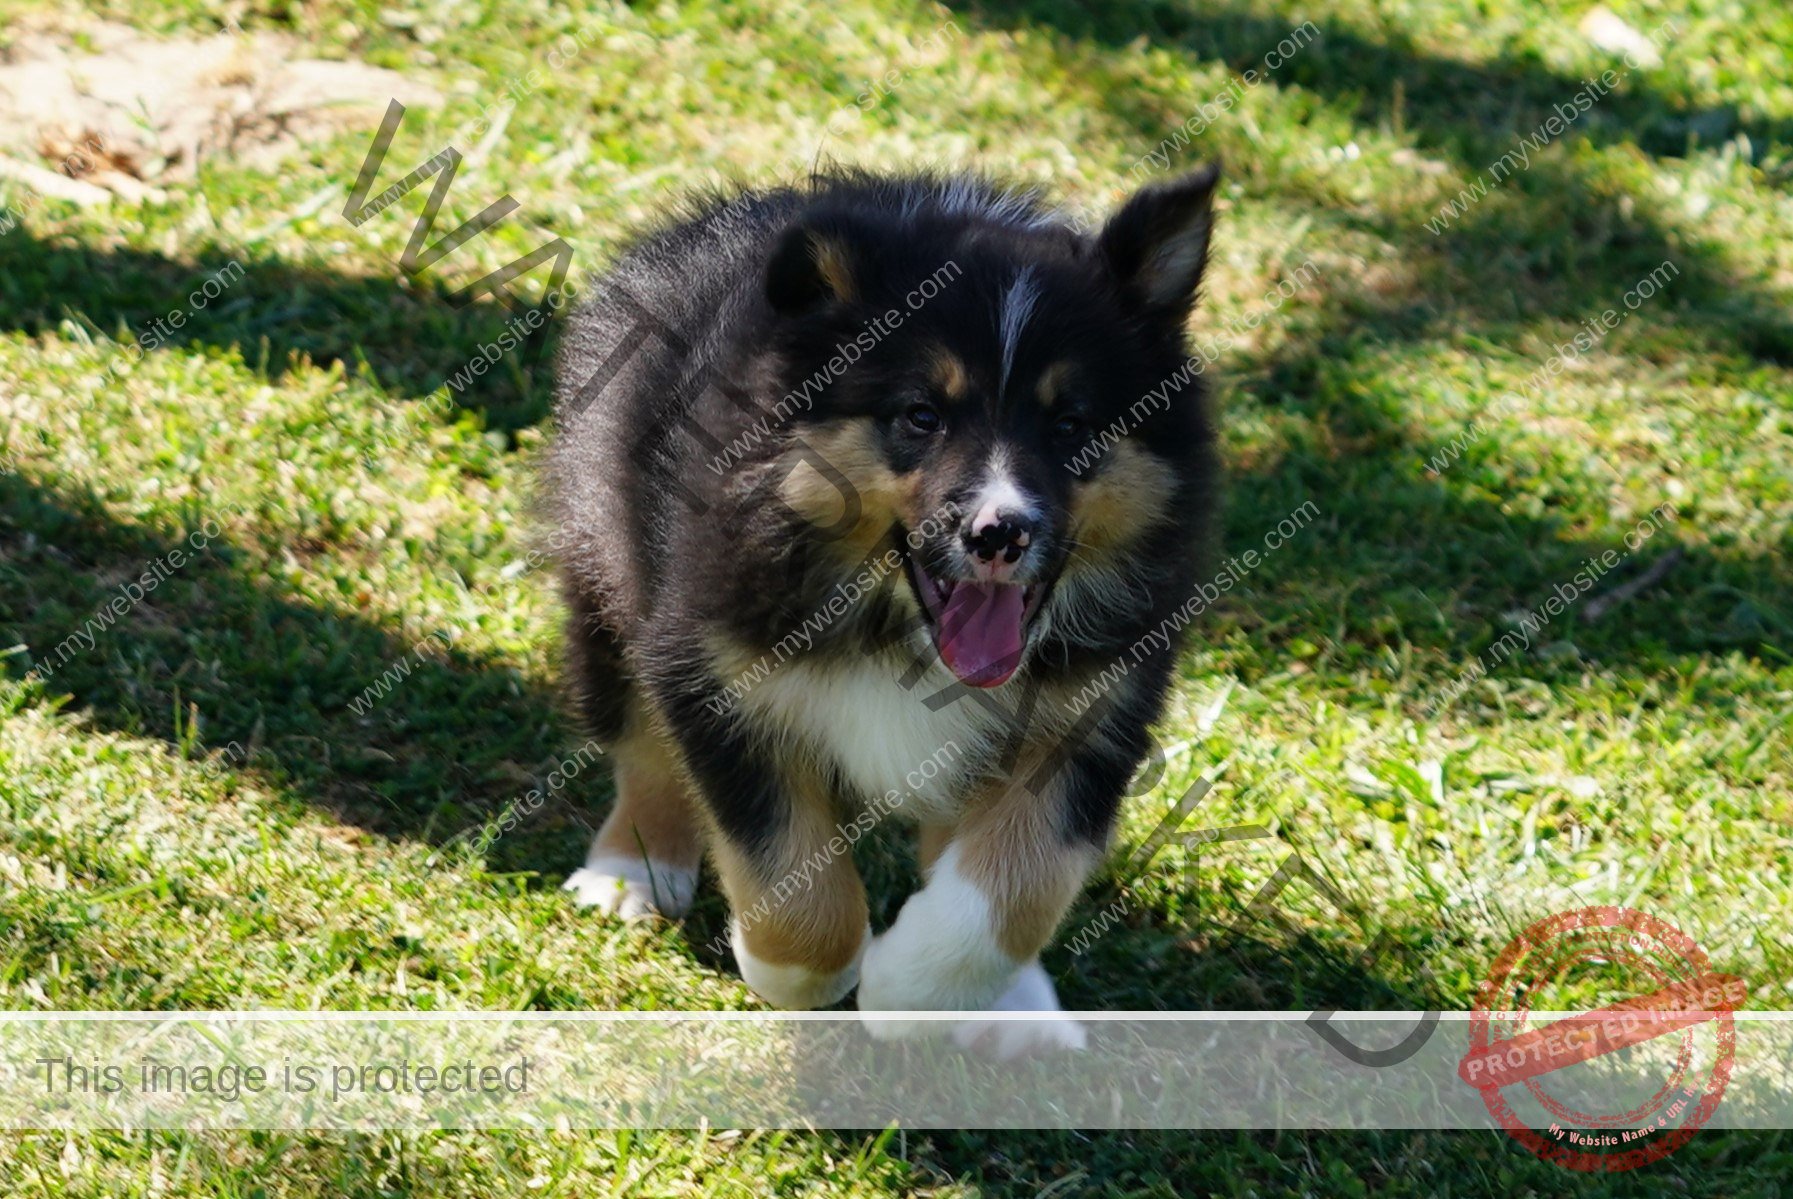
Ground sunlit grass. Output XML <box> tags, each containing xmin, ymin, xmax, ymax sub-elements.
<box><xmin>1</xmin><ymin>0</ymin><xmax>1789</xmax><ymax>1192</ymax></box>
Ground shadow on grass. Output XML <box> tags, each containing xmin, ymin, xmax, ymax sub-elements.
<box><xmin>1</xmin><ymin>227</ymin><xmax>1784</xmax><ymax>1015</ymax></box>
<box><xmin>952</xmin><ymin>0</ymin><xmax>1793</xmax><ymax>359</ymax></box>
<box><xmin>0</xmin><ymin>2</ymin><xmax>1787</xmax><ymax>1019</ymax></box>
<box><xmin>0</xmin><ymin>471</ymin><xmax>602</xmax><ymax>883</ymax></box>
<box><xmin>0</xmin><ymin>226</ymin><xmax>561</xmax><ymax>436</ymax></box>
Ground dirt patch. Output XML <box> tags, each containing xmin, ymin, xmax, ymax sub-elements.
<box><xmin>0</xmin><ymin>18</ymin><xmax>440</xmax><ymax>201</ymax></box>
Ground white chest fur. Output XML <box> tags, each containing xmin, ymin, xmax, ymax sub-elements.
<box><xmin>737</xmin><ymin>651</ymin><xmax>1013</xmax><ymax>822</ymax></box>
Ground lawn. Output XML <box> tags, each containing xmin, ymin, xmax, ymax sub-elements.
<box><xmin>0</xmin><ymin>0</ymin><xmax>1789</xmax><ymax>1193</ymax></box>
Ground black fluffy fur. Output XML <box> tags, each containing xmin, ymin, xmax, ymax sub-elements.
<box><xmin>549</xmin><ymin>167</ymin><xmax>1220</xmax><ymax>866</ymax></box>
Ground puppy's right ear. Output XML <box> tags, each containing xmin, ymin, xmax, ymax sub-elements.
<box><xmin>765</xmin><ymin>224</ymin><xmax>861</xmax><ymax>314</ymax></box>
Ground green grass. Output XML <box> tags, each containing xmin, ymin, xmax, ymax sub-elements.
<box><xmin>1</xmin><ymin>0</ymin><xmax>1790</xmax><ymax>1192</ymax></box>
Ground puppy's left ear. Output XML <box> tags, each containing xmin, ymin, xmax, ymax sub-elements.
<box><xmin>1097</xmin><ymin>163</ymin><xmax>1220</xmax><ymax>331</ymax></box>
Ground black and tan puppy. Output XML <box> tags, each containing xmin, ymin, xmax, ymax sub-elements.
<box><xmin>549</xmin><ymin>166</ymin><xmax>1219</xmax><ymax>1052</ymax></box>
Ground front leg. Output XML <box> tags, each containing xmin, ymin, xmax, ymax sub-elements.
<box><xmin>709</xmin><ymin>788</ymin><xmax>871</xmax><ymax>1011</ymax></box>
<box><xmin>950</xmin><ymin>959</ymin><xmax>1090</xmax><ymax>1058</ymax></box>
<box><xmin>858</xmin><ymin>743</ymin><xmax>1121</xmax><ymax>1050</ymax></box>
<box><xmin>656</xmin><ymin>673</ymin><xmax>870</xmax><ymax>1010</ymax></box>
<box><xmin>857</xmin><ymin>839</ymin><xmax>1057</xmax><ymax>1015</ymax></box>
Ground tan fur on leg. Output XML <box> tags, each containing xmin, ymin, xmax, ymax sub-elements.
<box><xmin>859</xmin><ymin>749</ymin><xmax>1098</xmax><ymax>1053</ymax></box>
<box><xmin>955</xmin><ymin>785</ymin><xmax>1099</xmax><ymax>962</ymax></box>
<box><xmin>917</xmin><ymin>821</ymin><xmax>955</xmax><ymax>876</ymax></box>
<box><xmin>592</xmin><ymin>716</ymin><xmax>705</xmax><ymax>869</ymax></box>
<box><xmin>713</xmin><ymin>763</ymin><xmax>869</xmax><ymax>1009</ymax></box>
<box><xmin>565</xmin><ymin>699</ymin><xmax>704</xmax><ymax>918</ymax></box>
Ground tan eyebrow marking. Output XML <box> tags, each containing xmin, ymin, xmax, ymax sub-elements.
<box><xmin>1036</xmin><ymin>360</ymin><xmax>1074</xmax><ymax>407</ymax></box>
<box><xmin>928</xmin><ymin>347</ymin><xmax>970</xmax><ymax>401</ymax></box>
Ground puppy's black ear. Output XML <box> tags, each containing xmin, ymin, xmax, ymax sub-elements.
<box><xmin>1097</xmin><ymin>163</ymin><xmax>1220</xmax><ymax>329</ymax></box>
<box><xmin>765</xmin><ymin>223</ymin><xmax>861</xmax><ymax>314</ymax></box>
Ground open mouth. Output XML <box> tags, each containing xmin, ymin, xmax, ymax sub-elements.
<box><xmin>906</xmin><ymin>558</ymin><xmax>1045</xmax><ymax>688</ymax></box>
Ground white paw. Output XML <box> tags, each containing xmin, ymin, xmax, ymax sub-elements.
<box><xmin>733</xmin><ymin>918</ymin><xmax>868</xmax><ymax>1010</ymax></box>
<box><xmin>563</xmin><ymin>853</ymin><xmax>697</xmax><ymax>919</ymax></box>
<box><xmin>949</xmin><ymin>961</ymin><xmax>1088</xmax><ymax>1060</ymax></box>
<box><xmin>855</xmin><ymin>846</ymin><xmax>1016</xmax><ymax>1036</ymax></box>
<box><xmin>855</xmin><ymin>927</ymin><xmax>1014</xmax><ymax>1040</ymax></box>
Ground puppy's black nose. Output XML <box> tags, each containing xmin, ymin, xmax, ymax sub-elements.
<box><xmin>963</xmin><ymin>513</ymin><xmax>1033</xmax><ymax>564</ymax></box>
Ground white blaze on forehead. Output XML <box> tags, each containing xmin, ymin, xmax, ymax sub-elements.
<box><xmin>970</xmin><ymin>448</ymin><xmax>1038</xmax><ymax>534</ymax></box>
<box><xmin>998</xmin><ymin>265</ymin><xmax>1041</xmax><ymax>396</ymax></box>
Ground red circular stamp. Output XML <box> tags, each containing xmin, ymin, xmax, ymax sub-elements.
<box><xmin>1459</xmin><ymin>905</ymin><xmax>1741</xmax><ymax>1172</ymax></box>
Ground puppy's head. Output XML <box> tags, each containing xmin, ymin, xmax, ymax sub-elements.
<box><xmin>761</xmin><ymin>168</ymin><xmax>1220</xmax><ymax>687</ymax></box>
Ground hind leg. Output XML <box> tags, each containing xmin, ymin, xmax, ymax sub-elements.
<box><xmin>565</xmin><ymin>708</ymin><xmax>705</xmax><ymax>918</ymax></box>
<box><xmin>560</xmin><ymin>595</ymin><xmax>705</xmax><ymax>918</ymax></box>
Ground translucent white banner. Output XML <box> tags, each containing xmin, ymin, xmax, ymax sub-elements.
<box><xmin>3</xmin><ymin>1012</ymin><xmax>1789</xmax><ymax>1133</ymax></box>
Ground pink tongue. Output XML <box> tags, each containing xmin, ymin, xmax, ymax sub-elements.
<box><xmin>936</xmin><ymin>583</ymin><xmax>1026</xmax><ymax>687</ymax></box>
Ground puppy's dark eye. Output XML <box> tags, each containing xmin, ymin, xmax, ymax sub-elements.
<box><xmin>905</xmin><ymin>402</ymin><xmax>943</xmax><ymax>434</ymax></box>
<box><xmin>1052</xmin><ymin>414</ymin><xmax>1086</xmax><ymax>440</ymax></box>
